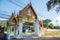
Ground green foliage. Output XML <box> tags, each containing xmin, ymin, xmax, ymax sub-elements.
<box><xmin>48</xmin><ymin>23</ymin><xmax>54</xmax><ymax>29</ymax></box>
<box><xmin>43</xmin><ymin>19</ymin><xmax>60</xmax><ymax>29</ymax></box>
<box><xmin>47</xmin><ymin>0</ymin><xmax>60</xmax><ymax>13</ymax></box>
<box><xmin>43</xmin><ymin>19</ymin><xmax>52</xmax><ymax>28</ymax></box>
<box><xmin>4</xmin><ymin>27</ymin><xmax>7</xmax><ymax>31</ymax></box>
<box><xmin>23</xmin><ymin>22</ymin><xmax>34</xmax><ymax>33</ymax></box>
<box><xmin>12</xmin><ymin>27</ymin><xmax>14</xmax><ymax>32</ymax></box>
<box><xmin>43</xmin><ymin>19</ymin><xmax>51</xmax><ymax>24</ymax></box>
<box><xmin>23</xmin><ymin>22</ymin><xmax>33</xmax><ymax>26</ymax></box>
<box><xmin>45</xmin><ymin>23</ymin><xmax>60</xmax><ymax>29</ymax></box>
<box><xmin>0</xmin><ymin>20</ymin><xmax>7</xmax><ymax>33</ymax></box>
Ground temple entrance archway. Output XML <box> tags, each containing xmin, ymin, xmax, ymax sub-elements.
<box><xmin>22</xmin><ymin>21</ymin><xmax>34</xmax><ymax>34</ymax></box>
<box><xmin>17</xmin><ymin>20</ymin><xmax>41</xmax><ymax>38</ymax></box>
<box><xmin>7</xmin><ymin>2</ymin><xmax>44</xmax><ymax>39</ymax></box>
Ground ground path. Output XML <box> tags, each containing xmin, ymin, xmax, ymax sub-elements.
<box><xmin>10</xmin><ymin>34</ymin><xmax>60</xmax><ymax>40</ymax></box>
<box><xmin>10</xmin><ymin>29</ymin><xmax>60</xmax><ymax>40</ymax></box>
<box><xmin>10</xmin><ymin>37</ymin><xmax>60</xmax><ymax>40</ymax></box>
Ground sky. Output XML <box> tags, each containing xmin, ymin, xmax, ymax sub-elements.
<box><xmin>0</xmin><ymin>0</ymin><xmax>60</xmax><ymax>25</ymax></box>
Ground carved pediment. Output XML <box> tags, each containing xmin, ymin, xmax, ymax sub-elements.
<box><xmin>7</xmin><ymin>3</ymin><xmax>39</xmax><ymax>27</ymax></box>
<box><xmin>7</xmin><ymin>12</ymin><xmax>18</xmax><ymax>26</ymax></box>
<box><xmin>18</xmin><ymin>3</ymin><xmax>37</xmax><ymax>21</ymax></box>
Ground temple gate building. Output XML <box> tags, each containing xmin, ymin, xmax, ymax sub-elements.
<box><xmin>7</xmin><ymin>3</ymin><xmax>44</xmax><ymax>39</ymax></box>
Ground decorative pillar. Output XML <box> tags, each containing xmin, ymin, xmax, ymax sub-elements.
<box><xmin>33</xmin><ymin>20</ymin><xmax>41</xmax><ymax>36</ymax></box>
<box><xmin>16</xmin><ymin>27</ymin><xmax>18</xmax><ymax>37</ymax></box>
<box><xmin>14</xmin><ymin>27</ymin><xmax>18</xmax><ymax>38</ymax></box>
<box><xmin>7</xmin><ymin>27</ymin><xmax>10</xmax><ymax>39</ymax></box>
<box><xmin>17</xmin><ymin>21</ymin><xmax>23</xmax><ymax>38</ymax></box>
<box><xmin>14</xmin><ymin>27</ymin><xmax>16</xmax><ymax>38</ymax></box>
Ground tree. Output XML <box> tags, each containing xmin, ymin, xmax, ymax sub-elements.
<box><xmin>49</xmin><ymin>23</ymin><xmax>54</xmax><ymax>29</ymax></box>
<box><xmin>43</xmin><ymin>19</ymin><xmax>51</xmax><ymax>28</ymax></box>
<box><xmin>43</xmin><ymin>19</ymin><xmax>51</xmax><ymax>24</ymax></box>
<box><xmin>46</xmin><ymin>0</ymin><xmax>60</xmax><ymax>13</ymax></box>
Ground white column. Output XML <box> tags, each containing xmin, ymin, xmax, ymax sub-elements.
<box><xmin>33</xmin><ymin>20</ymin><xmax>41</xmax><ymax>36</ymax></box>
<box><xmin>14</xmin><ymin>27</ymin><xmax>16</xmax><ymax>38</ymax></box>
<box><xmin>17</xmin><ymin>21</ymin><xmax>23</xmax><ymax>38</ymax></box>
<box><xmin>7</xmin><ymin>27</ymin><xmax>10</xmax><ymax>39</ymax></box>
<box><xmin>16</xmin><ymin>27</ymin><xmax>18</xmax><ymax>37</ymax></box>
<box><xmin>14</xmin><ymin>27</ymin><xmax>18</xmax><ymax>38</ymax></box>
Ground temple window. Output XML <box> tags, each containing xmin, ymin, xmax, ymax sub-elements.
<box><xmin>28</xmin><ymin>9</ymin><xmax>31</xmax><ymax>16</ymax></box>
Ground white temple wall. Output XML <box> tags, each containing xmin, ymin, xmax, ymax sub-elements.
<box><xmin>33</xmin><ymin>20</ymin><xmax>41</xmax><ymax>36</ymax></box>
<box><xmin>7</xmin><ymin>27</ymin><xmax>10</xmax><ymax>39</ymax></box>
<box><xmin>17</xmin><ymin>21</ymin><xmax>23</xmax><ymax>38</ymax></box>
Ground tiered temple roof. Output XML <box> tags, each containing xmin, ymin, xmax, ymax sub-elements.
<box><xmin>7</xmin><ymin>3</ymin><xmax>43</xmax><ymax>28</ymax></box>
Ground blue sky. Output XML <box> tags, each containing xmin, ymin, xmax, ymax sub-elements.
<box><xmin>0</xmin><ymin>0</ymin><xmax>60</xmax><ymax>21</ymax></box>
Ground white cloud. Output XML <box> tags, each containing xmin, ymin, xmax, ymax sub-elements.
<box><xmin>51</xmin><ymin>15</ymin><xmax>60</xmax><ymax>26</ymax></box>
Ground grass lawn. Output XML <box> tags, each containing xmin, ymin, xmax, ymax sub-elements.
<box><xmin>44</xmin><ymin>31</ymin><xmax>60</xmax><ymax>36</ymax></box>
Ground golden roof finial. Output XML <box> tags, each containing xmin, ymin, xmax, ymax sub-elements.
<box><xmin>30</xmin><ymin>0</ymin><xmax>31</xmax><ymax>5</ymax></box>
<box><xmin>14</xmin><ymin>11</ymin><xmax>15</xmax><ymax>14</ymax></box>
<box><xmin>12</xmin><ymin>12</ymin><xmax>14</xmax><ymax>15</ymax></box>
<box><xmin>14</xmin><ymin>11</ymin><xmax>16</xmax><ymax>17</ymax></box>
<box><xmin>11</xmin><ymin>11</ymin><xmax>16</xmax><ymax>17</ymax></box>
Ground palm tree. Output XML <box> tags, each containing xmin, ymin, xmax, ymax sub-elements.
<box><xmin>46</xmin><ymin>0</ymin><xmax>60</xmax><ymax>13</ymax></box>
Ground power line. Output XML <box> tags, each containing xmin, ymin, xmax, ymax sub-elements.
<box><xmin>0</xmin><ymin>14</ymin><xmax>10</xmax><ymax>18</ymax></box>
<box><xmin>0</xmin><ymin>16</ymin><xmax>9</xmax><ymax>19</ymax></box>
<box><xmin>20</xmin><ymin>0</ymin><xmax>26</xmax><ymax>5</ymax></box>
<box><xmin>0</xmin><ymin>10</ymin><xmax>9</xmax><ymax>13</ymax></box>
<box><xmin>15</xmin><ymin>0</ymin><xmax>26</xmax><ymax>5</ymax></box>
<box><xmin>8</xmin><ymin>0</ymin><xmax>23</xmax><ymax>8</ymax></box>
<box><xmin>0</xmin><ymin>13</ymin><xmax>11</xmax><ymax>17</ymax></box>
<box><xmin>0</xmin><ymin>13</ymin><xmax>11</xmax><ymax>19</ymax></box>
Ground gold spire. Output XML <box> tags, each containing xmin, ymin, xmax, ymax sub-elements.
<box><xmin>30</xmin><ymin>0</ymin><xmax>31</xmax><ymax>5</ymax></box>
<box><xmin>13</xmin><ymin>11</ymin><xmax>16</xmax><ymax>17</ymax></box>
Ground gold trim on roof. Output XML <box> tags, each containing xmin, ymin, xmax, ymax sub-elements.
<box><xmin>7</xmin><ymin>12</ymin><xmax>18</xmax><ymax>27</ymax></box>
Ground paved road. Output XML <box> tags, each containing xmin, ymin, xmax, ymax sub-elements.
<box><xmin>10</xmin><ymin>34</ymin><xmax>60</xmax><ymax>40</ymax></box>
<box><xmin>10</xmin><ymin>37</ymin><xmax>60</xmax><ymax>40</ymax></box>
